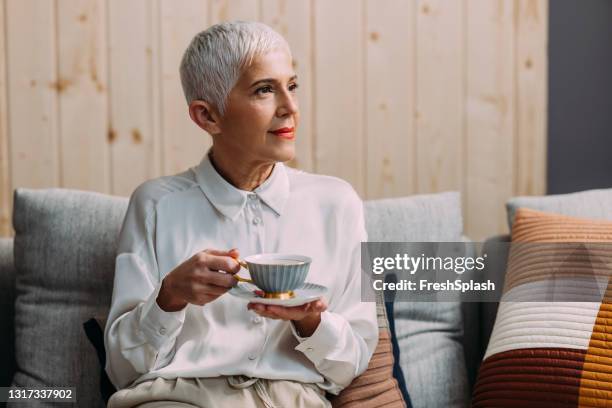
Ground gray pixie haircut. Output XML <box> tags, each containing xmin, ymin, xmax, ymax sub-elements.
<box><xmin>180</xmin><ymin>21</ymin><xmax>290</xmax><ymax>115</ymax></box>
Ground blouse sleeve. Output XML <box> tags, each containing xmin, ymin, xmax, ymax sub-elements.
<box><xmin>290</xmin><ymin>188</ymin><xmax>379</xmax><ymax>395</ymax></box>
<box><xmin>104</xmin><ymin>184</ymin><xmax>186</xmax><ymax>389</ymax></box>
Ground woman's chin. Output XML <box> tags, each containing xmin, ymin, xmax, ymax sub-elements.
<box><xmin>268</xmin><ymin>145</ymin><xmax>295</xmax><ymax>163</ymax></box>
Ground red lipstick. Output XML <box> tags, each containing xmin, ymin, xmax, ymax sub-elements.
<box><xmin>269</xmin><ymin>127</ymin><xmax>295</xmax><ymax>140</ymax></box>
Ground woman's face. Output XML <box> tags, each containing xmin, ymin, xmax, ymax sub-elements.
<box><xmin>215</xmin><ymin>47</ymin><xmax>299</xmax><ymax>164</ymax></box>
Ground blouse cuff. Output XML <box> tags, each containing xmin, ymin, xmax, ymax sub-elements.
<box><xmin>293</xmin><ymin>311</ymin><xmax>346</xmax><ymax>365</ymax></box>
<box><xmin>138</xmin><ymin>282</ymin><xmax>186</xmax><ymax>350</ymax></box>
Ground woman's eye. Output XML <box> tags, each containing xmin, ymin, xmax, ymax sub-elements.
<box><xmin>289</xmin><ymin>83</ymin><xmax>299</xmax><ymax>92</ymax></box>
<box><xmin>255</xmin><ymin>86</ymin><xmax>273</xmax><ymax>95</ymax></box>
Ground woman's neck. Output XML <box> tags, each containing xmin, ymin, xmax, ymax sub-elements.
<box><xmin>208</xmin><ymin>146</ymin><xmax>274</xmax><ymax>191</ymax></box>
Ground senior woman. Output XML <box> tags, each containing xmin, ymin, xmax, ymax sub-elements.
<box><xmin>104</xmin><ymin>21</ymin><xmax>378</xmax><ymax>408</ymax></box>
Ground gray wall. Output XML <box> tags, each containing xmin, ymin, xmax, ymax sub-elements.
<box><xmin>548</xmin><ymin>0</ymin><xmax>612</xmax><ymax>194</ymax></box>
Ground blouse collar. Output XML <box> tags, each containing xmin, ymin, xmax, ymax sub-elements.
<box><xmin>192</xmin><ymin>151</ymin><xmax>290</xmax><ymax>220</ymax></box>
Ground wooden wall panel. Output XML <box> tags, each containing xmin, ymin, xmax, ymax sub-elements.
<box><xmin>465</xmin><ymin>0</ymin><xmax>516</xmax><ymax>240</ymax></box>
<box><xmin>150</xmin><ymin>0</ymin><xmax>162</xmax><ymax>184</ymax></box>
<box><xmin>108</xmin><ymin>0</ymin><xmax>159</xmax><ymax>196</ymax></box>
<box><xmin>261</xmin><ymin>0</ymin><xmax>314</xmax><ymax>171</ymax></box>
<box><xmin>159</xmin><ymin>0</ymin><xmax>210</xmax><ymax>175</ymax></box>
<box><xmin>57</xmin><ymin>0</ymin><xmax>110</xmax><ymax>192</ymax></box>
<box><xmin>415</xmin><ymin>0</ymin><xmax>464</xmax><ymax>196</ymax></box>
<box><xmin>210</xmin><ymin>0</ymin><xmax>259</xmax><ymax>23</ymax></box>
<box><xmin>365</xmin><ymin>0</ymin><xmax>416</xmax><ymax>198</ymax></box>
<box><xmin>0</xmin><ymin>1</ymin><xmax>549</xmax><ymax>238</ymax></box>
<box><xmin>516</xmin><ymin>0</ymin><xmax>547</xmax><ymax>197</ymax></box>
<box><xmin>313</xmin><ymin>0</ymin><xmax>365</xmax><ymax>195</ymax></box>
<box><xmin>6</xmin><ymin>0</ymin><xmax>60</xmax><ymax>189</ymax></box>
<box><xmin>0</xmin><ymin>0</ymin><xmax>10</xmax><ymax>236</ymax></box>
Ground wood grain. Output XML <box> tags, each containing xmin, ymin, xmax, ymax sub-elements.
<box><xmin>159</xmin><ymin>0</ymin><xmax>210</xmax><ymax>175</ymax></box>
<box><xmin>0</xmin><ymin>1</ymin><xmax>549</xmax><ymax>238</ymax></box>
<box><xmin>108</xmin><ymin>0</ymin><xmax>159</xmax><ymax>195</ymax></box>
<box><xmin>365</xmin><ymin>0</ymin><xmax>416</xmax><ymax>199</ymax></box>
<box><xmin>209</xmin><ymin>0</ymin><xmax>259</xmax><ymax>23</ymax></box>
<box><xmin>0</xmin><ymin>0</ymin><xmax>10</xmax><ymax>236</ymax></box>
<box><xmin>57</xmin><ymin>0</ymin><xmax>110</xmax><ymax>192</ymax></box>
<box><xmin>6</xmin><ymin>0</ymin><xmax>60</xmax><ymax>190</ymax></box>
<box><xmin>415</xmin><ymin>0</ymin><xmax>464</xmax><ymax>196</ymax></box>
<box><xmin>313</xmin><ymin>0</ymin><xmax>365</xmax><ymax>195</ymax></box>
<box><xmin>515</xmin><ymin>0</ymin><xmax>547</xmax><ymax>197</ymax></box>
<box><xmin>465</xmin><ymin>0</ymin><xmax>516</xmax><ymax>240</ymax></box>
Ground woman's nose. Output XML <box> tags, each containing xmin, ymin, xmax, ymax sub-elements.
<box><xmin>277</xmin><ymin>91</ymin><xmax>299</xmax><ymax>117</ymax></box>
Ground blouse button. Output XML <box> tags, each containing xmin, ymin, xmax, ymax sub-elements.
<box><xmin>158</xmin><ymin>327</ymin><xmax>167</xmax><ymax>335</ymax></box>
<box><xmin>252</xmin><ymin>217</ymin><xmax>261</xmax><ymax>225</ymax></box>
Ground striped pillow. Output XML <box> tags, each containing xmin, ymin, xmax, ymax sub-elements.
<box><xmin>472</xmin><ymin>208</ymin><xmax>612</xmax><ymax>407</ymax></box>
<box><xmin>331</xmin><ymin>291</ymin><xmax>407</xmax><ymax>407</ymax></box>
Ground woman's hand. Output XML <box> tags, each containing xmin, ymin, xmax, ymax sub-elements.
<box><xmin>156</xmin><ymin>248</ymin><xmax>241</xmax><ymax>312</ymax></box>
<box><xmin>248</xmin><ymin>298</ymin><xmax>328</xmax><ymax>337</ymax></box>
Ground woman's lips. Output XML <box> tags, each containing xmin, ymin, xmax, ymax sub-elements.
<box><xmin>269</xmin><ymin>127</ymin><xmax>295</xmax><ymax>140</ymax></box>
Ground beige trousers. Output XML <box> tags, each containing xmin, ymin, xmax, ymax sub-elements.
<box><xmin>107</xmin><ymin>376</ymin><xmax>331</xmax><ymax>408</ymax></box>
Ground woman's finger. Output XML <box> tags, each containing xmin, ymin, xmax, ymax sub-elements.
<box><xmin>247</xmin><ymin>300</ymin><xmax>324</xmax><ymax>321</ymax></box>
<box><xmin>263</xmin><ymin>305</ymin><xmax>289</xmax><ymax>319</ymax></box>
<box><xmin>200</xmin><ymin>269</ymin><xmax>237</xmax><ymax>288</ymax></box>
<box><xmin>269</xmin><ymin>305</ymin><xmax>309</xmax><ymax>320</ymax></box>
<box><xmin>199</xmin><ymin>283</ymin><xmax>230</xmax><ymax>297</ymax></box>
<box><xmin>311</xmin><ymin>300</ymin><xmax>327</xmax><ymax>313</ymax></box>
<box><xmin>202</xmin><ymin>248</ymin><xmax>239</xmax><ymax>257</ymax></box>
<box><xmin>248</xmin><ymin>303</ymin><xmax>281</xmax><ymax>319</ymax></box>
<box><xmin>195</xmin><ymin>253</ymin><xmax>241</xmax><ymax>273</ymax></box>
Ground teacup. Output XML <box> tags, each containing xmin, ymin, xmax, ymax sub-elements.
<box><xmin>234</xmin><ymin>253</ymin><xmax>311</xmax><ymax>299</ymax></box>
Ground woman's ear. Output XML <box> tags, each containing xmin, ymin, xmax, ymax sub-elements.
<box><xmin>188</xmin><ymin>100</ymin><xmax>222</xmax><ymax>135</ymax></box>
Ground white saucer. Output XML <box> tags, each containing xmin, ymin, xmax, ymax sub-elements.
<box><xmin>229</xmin><ymin>282</ymin><xmax>328</xmax><ymax>307</ymax></box>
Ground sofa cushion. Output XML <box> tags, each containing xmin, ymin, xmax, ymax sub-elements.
<box><xmin>506</xmin><ymin>187</ymin><xmax>612</xmax><ymax>229</ymax></box>
<box><xmin>365</xmin><ymin>192</ymin><xmax>470</xmax><ymax>408</ymax></box>
<box><xmin>11</xmin><ymin>188</ymin><xmax>128</xmax><ymax>407</ymax></box>
<box><xmin>365</xmin><ymin>192</ymin><xmax>463</xmax><ymax>242</ymax></box>
<box><xmin>13</xmin><ymin>187</ymin><xmax>409</xmax><ymax>407</ymax></box>
<box><xmin>0</xmin><ymin>237</ymin><xmax>15</xmax><ymax>387</ymax></box>
<box><xmin>472</xmin><ymin>208</ymin><xmax>612</xmax><ymax>407</ymax></box>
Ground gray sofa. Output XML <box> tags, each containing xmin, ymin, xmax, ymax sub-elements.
<box><xmin>0</xmin><ymin>188</ymin><xmax>510</xmax><ymax>408</ymax></box>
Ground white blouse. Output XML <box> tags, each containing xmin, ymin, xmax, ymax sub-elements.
<box><xmin>104</xmin><ymin>152</ymin><xmax>379</xmax><ymax>395</ymax></box>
